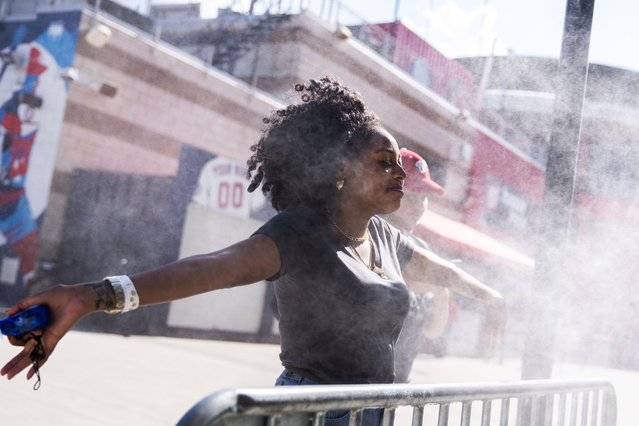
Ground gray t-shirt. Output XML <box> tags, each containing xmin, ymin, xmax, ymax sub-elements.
<box><xmin>254</xmin><ymin>205</ymin><xmax>414</xmax><ymax>384</ymax></box>
<box><xmin>394</xmin><ymin>234</ymin><xmax>434</xmax><ymax>382</ymax></box>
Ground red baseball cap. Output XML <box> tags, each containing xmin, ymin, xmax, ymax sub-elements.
<box><xmin>400</xmin><ymin>148</ymin><xmax>444</xmax><ymax>195</ymax></box>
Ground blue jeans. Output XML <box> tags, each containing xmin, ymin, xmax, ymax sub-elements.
<box><xmin>274</xmin><ymin>370</ymin><xmax>382</xmax><ymax>426</ymax></box>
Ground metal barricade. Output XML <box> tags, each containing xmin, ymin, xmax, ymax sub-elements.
<box><xmin>177</xmin><ymin>379</ymin><xmax>616</xmax><ymax>426</ymax></box>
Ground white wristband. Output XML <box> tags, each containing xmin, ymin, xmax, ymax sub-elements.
<box><xmin>104</xmin><ymin>275</ymin><xmax>139</xmax><ymax>313</ymax></box>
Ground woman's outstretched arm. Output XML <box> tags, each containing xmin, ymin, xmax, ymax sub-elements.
<box><xmin>403</xmin><ymin>246</ymin><xmax>506</xmax><ymax>349</ymax></box>
<box><xmin>1</xmin><ymin>234</ymin><xmax>280</xmax><ymax>380</ymax></box>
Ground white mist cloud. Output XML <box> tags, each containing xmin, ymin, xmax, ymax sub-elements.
<box><xmin>402</xmin><ymin>0</ymin><xmax>509</xmax><ymax>59</ymax></box>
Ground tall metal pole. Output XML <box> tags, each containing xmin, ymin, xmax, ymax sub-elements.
<box><xmin>393</xmin><ymin>0</ymin><xmax>401</xmax><ymax>22</ymax></box>
<box><xmin>521</xmin><ymin>0</ymin><xmax>595</xmax><ymax>381</ymax></box>
<box><xmin>390</xmin><ymin>0</ymin><xmax>401</xmax><ymax>61</ymax></box>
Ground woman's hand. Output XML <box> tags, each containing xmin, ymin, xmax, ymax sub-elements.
<box><xmin>481</xmin><ymin>295</ymin><xmax>507</xmax><ymax>350</ymax></box>
<box><xmin>1</xmin><ymin>283</ymin><xmax>97</xmax><ymax>381</ymax></box>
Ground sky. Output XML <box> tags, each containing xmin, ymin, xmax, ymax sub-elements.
<box><xmin>115</xmin><ymin>0</ymin><xmax>639</xmax><ymax>73</ymax></box>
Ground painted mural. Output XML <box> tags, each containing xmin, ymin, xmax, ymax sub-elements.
<box><xmin>0</xmin><ymin>10</ymin><xmax>80</xmax><ymax>294</ymax></box>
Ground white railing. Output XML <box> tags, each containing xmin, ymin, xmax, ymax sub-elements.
<box><xmin>177</xmin><ymin>379</ymin><xmax>616</xmax><ymax>426</ymax></box>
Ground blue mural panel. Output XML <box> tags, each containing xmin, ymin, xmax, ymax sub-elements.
<box><xmin>0</xmin><ymin>10</ymin><xmax>81</xmax><ymax>297</ymax></box>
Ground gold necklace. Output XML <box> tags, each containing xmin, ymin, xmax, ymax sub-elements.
<box><xmin>348</xmin><ymin>230</ymin><xmax>387</xmax><ymax>279</ymax></box>
<box><xmin>326</xmin><ymin>214</ymin><xmax>368</xmax><ymax>243</ymax></box>
<box><xmin>325</xmin><ymin>213</ymin><xmax>387</xmax><ymax>279</ymax></box>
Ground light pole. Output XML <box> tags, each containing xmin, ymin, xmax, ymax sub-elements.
<box><xmin>522</xmin><ymin>0</ymin><xmax>595</xmax><ymax>381</ymax></box>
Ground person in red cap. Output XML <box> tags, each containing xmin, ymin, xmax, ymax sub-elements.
<box><xmin>387</xmin><ymin>148</ymin><xmax>451</xmax><ymax>382</ymax></box>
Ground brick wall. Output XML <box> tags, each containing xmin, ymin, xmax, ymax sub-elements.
<box><xmin>40</xmin><ymin>12</ymin><xmax>282</xmax><ymax>263</ymax></box>
<box><xmin>229</xmin><ymin>12</ymin><xmax>474</xmax><ymax>219</ymax></box>
<box><xmin>40</xmin><ymin>10</ymin><xmax>477</xmax><ymax>267</ymax></box>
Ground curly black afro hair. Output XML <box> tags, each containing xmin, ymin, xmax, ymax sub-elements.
<box><xmin>247</xmin><ymin>76</ymin><xmax>380</xmax><ymax>212</ymax></box>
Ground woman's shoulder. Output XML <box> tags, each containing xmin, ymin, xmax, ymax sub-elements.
<box><xmin>258</xmin><ymin>204</ymin><xmax>324</xmax><ymax>234</ymax></box>
<box><xmin>370</xmin><ymin>215</ymin><xmax>400</xmax><ymax>237</ymax></box>
<box><xmin>268</xmin><ymin>204</ymin><xmax>318</xmax><ymax>223</ymax></box>
<box><xmin>370</xmin><ymin>215</ymin><xmax>415</xmax><ymax>254</ymax></box>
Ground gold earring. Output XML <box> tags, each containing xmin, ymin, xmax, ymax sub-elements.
<box><xmin>336</xmin><ymin>179</ymin><xmax>344</xmax><ymax>191</ymax></box>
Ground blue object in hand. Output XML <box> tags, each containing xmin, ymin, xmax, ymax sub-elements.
<box><xmin>0</xmin><ymin>305</ymin><xmax>50</xmax><ymax>337</ymax></box>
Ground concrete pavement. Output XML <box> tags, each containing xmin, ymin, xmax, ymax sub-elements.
<box><xmin>1</xmin><ymin>330</ymin><xmax>635</xmax><ymax>425</ymax></box>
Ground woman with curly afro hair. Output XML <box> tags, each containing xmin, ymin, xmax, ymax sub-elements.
<box><xmin>247</xmin><ymin>77</ymin><xmax>381</xmax><ymax>213</ymax></box>
<box><xmin>3</xmin><ymin>77</ymin><xmax>505</xmax><ymax>426</ymax></box>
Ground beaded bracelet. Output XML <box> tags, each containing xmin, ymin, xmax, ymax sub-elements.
<box><xmin>103</xmin><ymin>275</ymin><xmax>139</xmax><ymax>314</ymax></box>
